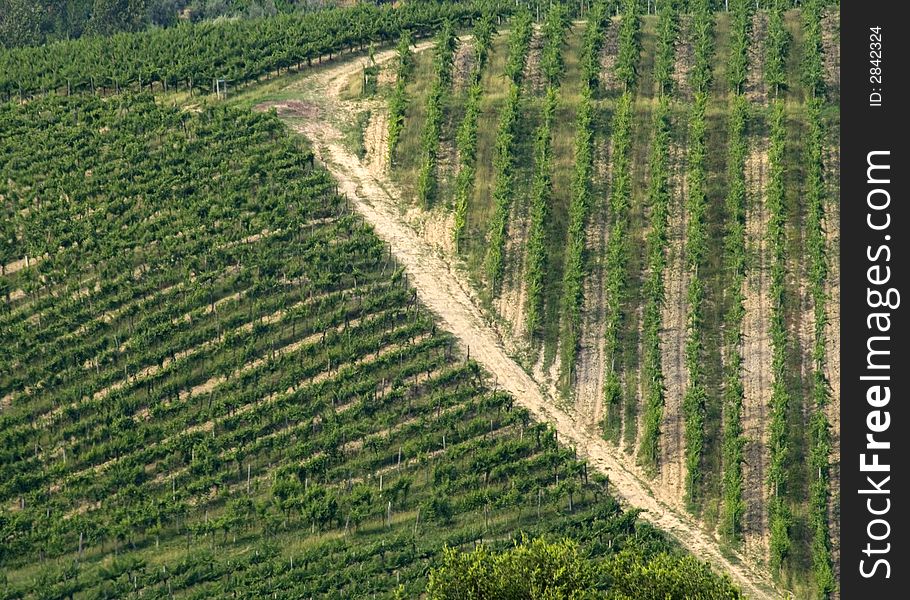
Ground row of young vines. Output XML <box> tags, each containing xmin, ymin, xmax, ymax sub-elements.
<box><xmin>637</xmin><ymin>0</ymin><xmax>679</xmax><ymax>471</ymax></box>
<box><xmin>417</xmin><ymin>23</ymin><xmax>458</xmax><ymax>207</ymax></box>
<box><xmin>558</xmin><ymin>1</ymin><xmax>609</xmax><ymax>384</ymax></box>
<box><xmin>387</xmin><ymin>32</ymin><xmax>414</xmax><ymax>163</ymax></box>
<box><xmin>719</xmin><ymin>0</ymin><xmax>752</xmax><ymax>543</ymax></box>
<box><xmin>601</xmin><ymin>0</ymin><xmax>641</xmax><ymax>443</ymax></box>
<box><xmin>802</xmin><ymin>0</ymin><xmax>835</xmax><ymax>595</ymax></box>
<box><xmin>681</xmin><ymin>0</ymin><xmax>714</xmax><ymax>509</ymax></box>
<box><xmin>452</xmin><ymin>17</ymin><xmax>496</xmax><ymax>252</ymax></box>
<box><xmin>763</xmin><ymin>0</ymin><xmax>792</xmax><ymax>574</ymax></box>
<box><xmin>484</xmin><ymin>9</ymin><xmax>534</xmax><ymax>292</ymax></box>
<box><xmin>524</xmin><ymin>3</ymin><xmax>570</xmax><ymax>339</ymax></box>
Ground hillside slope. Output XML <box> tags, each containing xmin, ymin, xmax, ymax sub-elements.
<box><xmin>248</xmin><ymin>34</ymin><xmax>779</xmax><ymax>600</ymax></box>
<box><xmin>375</xmin><ymin>2</ymin><xmax>840</xmax><ymax>597</ymax></box>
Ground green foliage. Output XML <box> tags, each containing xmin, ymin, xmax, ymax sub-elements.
<box><xmin>559</xmin><ymin>8</ymin><xmax>608</xmax><ymax>383</ymax></box>
<box><xmin>387</xmin><ymin>30</ymin><xmax>414</xmax><ymax>163</ymax></box>
<box><xmin>427</xmin><ymin>537</ymin><xmax>743</xmax><ymax>599</ymax></box>
<box><xmin>601</xmin><ymin>92</ymin><xmax>634</xmax><ymax>442</ymax></box>
<box><xmin>689</xmin><ymin>0</ymin><xmax>715</xmax><ymax>95</ymax></box>
<box><xmin>417</xmin><ymin>22</ymin><xmax>458</xmax><ymax>207</ymax></box>
<box><xmin>766</xmin><ymin>100</ymin><xmax>790</xmax><ymax>571</ymax></box>
<box><xmin>805</xmin><ymin>95</ymin><xmax>834</xmax><ymax>598</ymax></box>
<box><xmin>765</xmin><ymin>0</ymin><xmax>790</xmax><ymax>97</ymax></box>
<box><xmin>682</xmin><ymin>93</ymin><xmax>708</xmax><ymax>509</ymax></box>
<box><xmin>525</xmin><ymin>4</ymin><xmax>569</xmax><ymax>339</ymax></box>
<box><xmin>801</xmin><ymin>0</ymin><xmax>827</xmax><ymax>99</ymax></box>
<box><xmin>637</xmin><ymin>99</ymin><xmax>671</xmax><ymax>471</ymax></box>
<box><xmin>580</xmin><ymin>2</ymin><xmax>610</xmax><ymax>91</ymax></box>
<box><xmin>615</xmin><ymin>0</ymin><xmax>642</xmax><ymax>92</ymax></box>
<box><xmin>602</xmin><ymin>547</ymin><xmax>743</xmax><ymax>599</ymax></box>
<box><xmin>427</xmin><ymin>537</ymin><xmax>598</xmax><ymax>599</ymax></box>
<box><xmin>652</xmin><ymin>0</ymin><xmax>678</xmax><ymax>97</ymax></box>
<box><xmin>452</xmin><ymin>16</ymin><xmax>495</xmax><ymax>252</ymax></box>
<box><xmin>540</xmin><ymin>2</ymin><xmax>570</xmax><ymax>87</ymax></box>
<box><xmin>727</xmin><ymin>0</ymin><xmax>753</xmax><ymax>94</ymax></box>
<box><xmin>720</xmin><ymin>94</ymin><xmax>748</xmax><ymax>541</ymax></box>
<box><xmin>485</xmin><ymin>9</ymin><xmax>533</xmax><ymax>291</ymax></box>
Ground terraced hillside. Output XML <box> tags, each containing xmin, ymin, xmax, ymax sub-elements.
<box><xmin>386</xmin><ymin>1</ymin><xmax>840</xmax><ymax>597</ymax></box>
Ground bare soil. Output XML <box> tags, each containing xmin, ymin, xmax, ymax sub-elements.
<box><xmin>573</xmin><ymin>165</ymin><xmax>610</xmax><ymax>430</ymax></box>
<box><xmin>600</xmin><ymin>16</ymin><xmax>622</xmax><ymax>95</ymax></box>
<box><xmin>745</xmin><ymin>12</ymin><xmax>769</xmax><ymax>105</ymax></box>
<box><xmin>524</xmin><ymin>27</ymin><xmax>545</xmax><ymax>94</ymax></box>
<box><xmin>453</xmin><ymin>38</ymin><xmax>476</xmax><ymax>93</ymax></box>
<box><xmin>823</xmin><ymin>138</ymin><xmax>841</xmax><ymax>593</ymax></box>
<box><xmin>659</xmin><ymin>139</ymin><xmax>688</xmax><ymax>509</ymax></box>
<box><xmin>821</xmin><ymin>9</ymin><xmax>841</xmax><ymax>98</ymax></box>
<box><xmin>742</xmin><ymin>133</ymin><xmax>772</xmax><ymax>562</ymax></box>
<box><xmin>673</xmin><ymin>14</ymin><xmax>695</xmax><ymax>101</ymax></box>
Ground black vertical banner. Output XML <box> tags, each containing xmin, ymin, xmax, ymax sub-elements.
<box><xmin>841</xmin><ymin>1</ymin><xmax>908</xmax><ymax>597</ymax></box>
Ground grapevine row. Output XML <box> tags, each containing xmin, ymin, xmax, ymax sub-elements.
<box><xmin>524</xmin><ymin>2</ymin><xmax>570</xmax><ymax>339</ymax></box>
<box><xmin>416</xmin><ymin>23</ymin><xmax>458</xmax><ymax>207</ymax></box>
<box><xmin>387</xmin><ymin>31</ymin><xmax>414</xmax><ymax>163</ymax></box>
<box><xmin>452</xmin><ymin>17</ymin><xmax>496</xmax><ymax>252</ymax></box>
<box><xmin>601</xmin><ymin>0</ymin><xmax>642</xmax><ymax>440</ymax></box>
<box><xmin>601</xmin><ymin>90</ymin><xmax>635</xmax><ymax>443</ymax></box>
<box><xmin>484</xmin><ymin>9</ymin><xmax>534</xmax><ymax>291</ymax></box>
<box><xmin>720</xmin><ymin>94</ymin><xmax>749</xmax><ymax>540</ymax></box>
<box><xmin>652</xmin><ymin>1</ymin><xmax>678</xmax><ymax>97</ymax></box>
<box><xmin>681</xmin><ymin>0</ymin><xmax>715</xmax><ymax>511</ymax></box>
<box><xmin>803</xmin><ymin>1</ymin><xmax>835</xmax><ymax>594</ymax></box>
<box><xmin>766</xmin><ymin>100</ymin><xmax>791</xmax><ymax>572</ymax></box>
<box><xmin>718</xmin><ymin>0</ymin><xmax>753</xmax><ymax>542</ymax></box>
<box><xmin>558</xmin><ymin>1</ymin><xmax>609</xmax><ymax>382</ymax></box>
<box><xmin>635</xmin><ymin>0</ymin><xmax>681</xmax><ymax>467</ymax></box>
<box><xmin>637</xmin><ymin>99</ymin><xmax>671</xmax><ymax>470</ymax></box>
<box><xmin>765</xmin><ymin>0</ymin><xmax>790</xmax><ymax>97</ymax></box>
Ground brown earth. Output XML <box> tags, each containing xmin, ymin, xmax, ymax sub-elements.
<box><xmin>673</xmin><ymin>14</ymin><xmax>695</xmax><ymax>101</ymax></box>
<box><xmin>742</xmin><ymin>132</ymin><xmax>772</xmax><ymax>563</ymax></box>
<box><xmin>745</xmin><ymin>12</ymin><xmax>769</xmax><ymax>105</ymax></box>
<box><xmin>659</xmin><ymin>139</ymin><xmax>688</xmax><ymax>509</ymax></box>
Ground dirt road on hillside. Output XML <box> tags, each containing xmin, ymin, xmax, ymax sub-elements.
<box><xmin>259</xmin><ymin>44</ymin><xmax>781</xmax><ymax>600</ymax></box>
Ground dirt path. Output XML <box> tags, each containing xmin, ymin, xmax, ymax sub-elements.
<box><xmin>260</xmin><ymin>43</ymin><xmax>780</xmax><ymax>600</ymax></box>
<box><xmin>823</xmin><ymin>137</ymin><xmax>841</xmax><ymax>594</ymax></box>
<box><xmin>742</xmin><ymin>131</ymin><xmax>772</xmax><ymax>562</ymax></box>
<box><xmin>494</xmin><ymin>190</ymin><xmax>530</xmax><ymax>341</ymax></box>
<box><xmin>600</xmin><ymin>16</ymin><xmax>622</xmax><ymax>95</ymax></box>
<box><xmin>673</xmin><ymin>14</ymin><xmax>695</xmax><ymax>101</ymax></box>
<box><xmin>745</xmin><ymin>12</ymin><xmax>768</xmax><ymax>105</ymax></box>
<box><xmin>660</xmin><ymin>139</ymin><xmax>688</xmax><ymax>508</ymax></box>
<box><xmin>574</xmin><ymin>178</ymin><xmax>609</xmax><ymax>429</ymax></box>
<box><xmin>821</xmin><ymin>9</ymin><xmax>840</xmax><ymax>99</ymax></box>
<box><xmin>1</xmin><ymin>254</ymin><xmax>46</xmax><ymax>277</ymax></box>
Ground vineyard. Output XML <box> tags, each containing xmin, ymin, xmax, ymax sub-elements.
<box><xmin>388</xmin><ymin>0</ymin><xmax>840</xmax><ymax>597</ymax></box>
<box><xmin>0</xmin><ymin>89</ymin><xmax>744</xmax><ymax>598</ymax></box>
<box><xmin>1</xmin><ymin>0</ymin><xmax>842</xmax><ymax>597</ymax></box>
